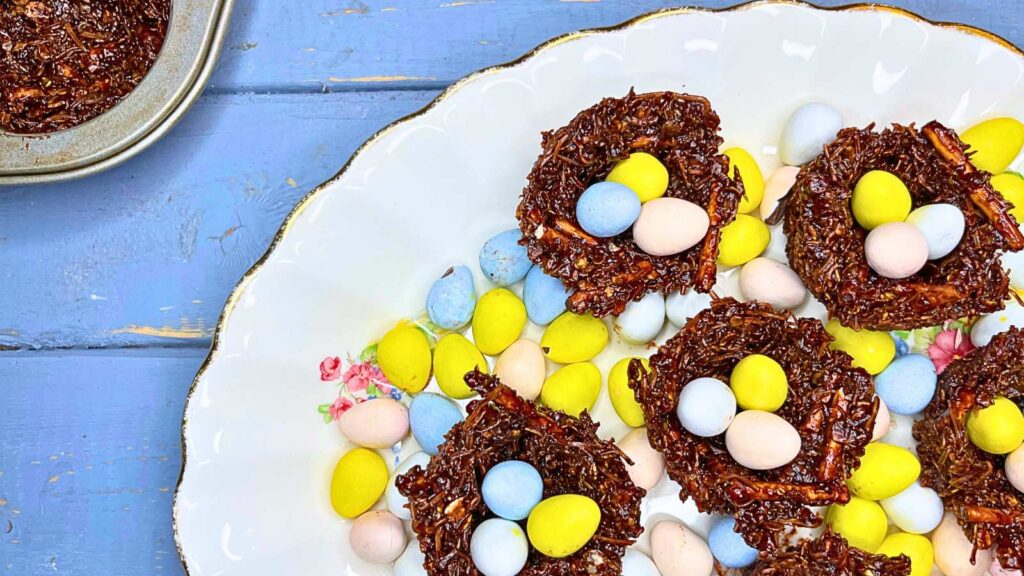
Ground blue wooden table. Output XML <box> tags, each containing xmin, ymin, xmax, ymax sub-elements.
<box><xmin>1</xmin><ymin>1</ymin><xmax>1020</xmax><ymax>573</ymax></box>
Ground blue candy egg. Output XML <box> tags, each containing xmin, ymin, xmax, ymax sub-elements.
<box><xmin>523</xmin><ymin>265</ymin><xmax>572</xmax><ymax>325</ymax></box>
<box><xmin>427</xmin><ymin>265</ymin><xmax>477</xmax><ymax>330</ymax></box>
<box><xmin>873</xmin><ymin>353</ymin><xmax>936</xmax><ymax>415</ymax></box>
<box><xmin>481</xmin><ymin>460</ymin><xmax>544</xmax><ymax>521</ymax></box>
<box><xmin>576</xmin><ymin>182</ymin><xmax>641</xmax><ymax>238</ymax></box>
<box><xmin>410</xmin><ymin>393</ymin><xmax>464</xmax><ymax>455</ymax></box>
<box><xmin>708</xmin><ymin>516</ymin><xmax>759</xmax><ymax>569</ymax></box>
<box><xmin>479</xmin><ymin>229</ymin><xmax>532</xmax><ymax>287</ymax></box>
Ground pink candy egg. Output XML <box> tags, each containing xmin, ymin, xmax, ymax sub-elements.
<box><xmin>337</xmin><ymin>398</ymin><xmax>410</xmax><ymax>448</ymax></box>
<box><xmin>617</xmin><ymin>427</ymin><xmax>665</xmax><ymax>491</ymax></box>
<box><xmin>349</xmin><ymin>510</ymin><xmax>408</xmax><ymax>564</ymax></box>
<box><xmin>864</xmin><ymin>222</ymin><xmax>928</xmax><ymax>279</ymax></box>
<box><xmin>650</xmin><ymin>521</ymin><xmax>714</xmax><ymax>576</ymax></box>
<box><xmin>872</xmin><ymin>397</ymin><xmax>892</xmax><ymax>441</ymax></box>
<box><xmin>633</xmin><ymin>198</ymin><xmax>710</xmax><ymax>257</ymax></box>
<box><xmin>725</xmin><ymin>410</ymin><xmax>801</xmax><ymax>470</ymax></box>
<box><xmin>760</xmin><ymin>166</ymin><xmax>800</xmax><ymax>220</ymax></box>
<box><xmin>932</xmin><ymin>513</ymin><xmax>992</xmax><ymax>576</ymax></box>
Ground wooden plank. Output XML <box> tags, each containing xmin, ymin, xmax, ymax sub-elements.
<box><xmin>208</xmin><ymin>0</ymin><xmax>1024</xmax><ymax>93</ymax></box>
<box><xmin>0</xmin><ymin>348</ymin><xmax>204</xmax><ymax>575</ymax></box>
<box><xmin>0</xmin><ymin>90</ymin><xmax>438</xmax><ymax>350</ymax></box>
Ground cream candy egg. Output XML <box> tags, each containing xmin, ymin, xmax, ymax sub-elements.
<box><xmin>618</xmin><ymin>427</ymin><xmax>666</xmax><ymax>491</ymax></box>
<box><xmin>493</xmin><ymin>339</ymin><xmax>546</xmax><ymax>400</ymax></box>
<box><xmin>666</xmin><ymin>289</ymin><xmax>712</xmax><ymax>328</ymax></box>
<box><xmin>394</xmin><ymin>541</ymin><xmax>428</xmax><ymax>576</ymax></box>
<box><xmin>760</xmin><ymin>166</ymin><xmax>801</xmax><ymax>221</ymax></box>
<box><xmin>864</xmin><ymin>222</ymin><xmax>928</xmax><ymax>279</ymax></box>
<box><xmin>906</xmin><ymin>203</ymin><xmax>966</xmax><ymax>260</ymax></box>
<box><xmin>725</xmin><ymin>410</ymin><xmax>801</xmax><ymax>470</ymax></box>
<box><xmin>779</xmin><ymin>102</ymin><xmax>843</xmax><ymax>166</ymax></box>
<box><xmin>337</xmin><ymin>398</ymin><xmax>410</xmax><ymax>449</ymax></box>
<box><xmin>932</xmin><ymin>513</ymin><xmax>992</xmax><ymax>576</ymax></box>
<box><xmin>1005</xmin><ymin>443</ymin><xmax>1024</xmax><ymax>493</ymax></box>
<box><xmin>471</xmin><ymin>518</ymin><xmax>529</xmax><ymax>576</ymax></box>
<box><xmin>615</xmin><ymin>292</ymin><xmax>666</xmax><ymax>344</ymax></box>
<box><xmin>386</xmin><ymin>451</ymin><xmax>431</xmax><ymax>520</ymax></box>
<box><xmin>873</xmin><ymin>397</ymin><xmax>892</xmax><ymax>441</ymax></box>
<box><xmin>971</xmin><ymin>301</ymin><xmax>1024</xmax><ymax>348</ymax></box>
<box><xmin>621</xmin><ymin>549</ymin><xmax>660</xmax><ymax>576</ymax></box>
<box><xmin>880</xmin><ymin>481</ymin><xmax>944</xmax><ymax>534</ymax></box>
<box><xmin>738</xmin><ymin>257</ymin><xmax>807</xmax><ymax>310</ymax></box>
<box><xmin>650</xmin><ymin>520</ymin><xmax>714</xmax><ymax>576</ymax></box>
<box><xmin>633</xmin><ymin>197</ymin><xmax>710</xmax><ymax>257</ymax></box>
<box><xmin>349</xmin><ymin>510</ymin><xmax>408</xmax><ymax>564</ymax></box>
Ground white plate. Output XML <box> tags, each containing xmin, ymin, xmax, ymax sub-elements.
<box><xmin>174</xmin><ymin>2</ymin><xmax>1024</xmax><ymax>574</ymax></box>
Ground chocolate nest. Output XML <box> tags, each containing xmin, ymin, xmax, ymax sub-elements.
<box><xmin>396</xmin><ymin>371</ymin><xmax>644</xmax><ymax>576</ymax></box>
<box><xmin>914</xmin><ymin>327</ymin><xmax>1024</xmax><ymax>570</ymax></box>
<box><xmin>783</xmin><ymin>121</ymin><xmax>1024</xmax><ymax>331</ymax></box>
<box><xmin>630</xmin><ymin>298</ymin><xmax>877</xmax><ymax>551</ymax></box>
<box><xmin>516</xmin><ymin>90</ymin><xmax>743</xmax><ymax>317</ymax></box>
<box><xmin>748</xmin><ymin>531</ymin><xmax>910</xmax><ymax>575</ymax></box>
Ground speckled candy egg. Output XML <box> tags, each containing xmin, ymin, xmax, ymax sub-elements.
<box><xmin>905</xmin><ymin>203</ymin><xmax>966</xmax><ymax>260</ymax></box>
<box><xmin>677</xmin><ymin>377</ymin><xmax>736</xmax><ymax>438</ymax></box>
<box><xmin>825</xmin><ymin>319</ymin><xmax>896</xmax><ymax>376</ymax></box>
<box><xmin>527</xmin><ymin>495</ymin><xmax>601</xmax><ymax>558</ymax></box>
<box><xmin>971</xmin><ymin>301</ymin><xmax>1024</xmax><ymax>347</ymax></box>
<box><xmin>724</xmin><ymin>147</ymin><xmax>765</xmax><ymax>213</ymax></box>
<box><xmin>708</xmin><ymin>516</ymin><xmax>759</xmax><ymax>569</ymax></box>
<box><xmin>873</xmin><ymin>353</ymin><xmax>937</xmax><ymax>415</ymax></box>
<box><xmin>540</xmin><ymin>362</ymin><xmax>601</xmax><ymax>417</ymax></box>
<box><xmin>481</xmin><ymin>460</ymin><xmax>544</xmax><ymax>521</ymax></box>
<box><xmin>779</xmin><ymin>102</ymin><xmax>843</xmax><ymax>166</ymax></box>
<box><xmin>932</xmin><ymin>513</ymin><xmax>992</xmax><ymax>576</ymax></box>
<box><xmin>541</xmin><ymin>312</ymin><xmax>608</xmax><ymax>363</ymax></box>
<box><xmin>848</xmin><ymin>442</ymin><xmax>921</xmax><ymax>500</ymax></box>
<box><xmin>615</xmin><ymin>292</ymin><xmax>666</xmax><ymax>344</ymax></box>
<box><xmin>377</xmin><ymin>324</ymin><xmax>433</xmax><ymax>393</ymax></box>
<box><xmin>605</xmin><ymin>152</ymin><xmax>669</xmax><ymax>204</ymax></box>
<box><xmin>992</xmin><ymin>172</ymin><xmax>1024</xmax><ymax>222</ymax></box>
<box><xmin>827</xmin><ymin>496</ymin><xmax>888</xmax><ymax>552</ymax></box>
<box><xmin>609</xmin><ymin>356</ymin><xmax>648</xmax><ymax>428</ymax></box>
<box><xmin>479</xmin><ymin>229</ymin><xmax>532</xmax><ymax>286</ymax></box>
<box><xmin>473</xmin><ymin>288</ymin><xmax>527</xmax><ymax>355</ymax></box>
<box><xmin>471</xmin><ymin>518</ymin><xmax>529</xmax><ymax>576</ymax></box>
<box><xmin>966</xmin><ymin>396</ymin><xmax>1024</xmax><ymax>455</ymax></box>
<box><xmin>618</xmin><ymin>427</ymin><xmax>665</xmax><ymax>491</ymax></box>
<box><xmin>760</xmin><ymin>166</ymin><xmax>801</xmax><ymax>221</ymax></box>
<box><xmin>718</xmin><ymin>214</ymin><xmax>771</xmax><ymax>268</ymax></box>
<box><xmin>337</xmin><ymin>398</ymin><xmax>410</xmax><ymax>448</ymax></box>
<box><xmin>725</xmin><ymin>410</ymin><xmax>801</xmax><ymax>470</ymax></box>
<box><xmin>650</xmin><ymin>520</ymin><xmax>714</xmax><ymax>576</ymax></box>
<box><xmin>426</xmin><ymin>265</ymin><xmax>477</xmax><ymax>330</ymax></box>
<box><xmin>621</xmin><ymin>549</ymin><xmax>660</xmax><ymax>576</ymax></box>
<box><xmin>876</xmin><ymin>532</ymin><xmax>934</xmax><ymax>576</ymax></box>
<box><xmin>523</xmin><ymin>265</ymin><xmax>572</xmax><ymax>326</ymax></box>
<box><xmin>386</xmin><ymin>451</ymin><xmax>431</xmax><ymax>520</ymax></box>
<box><xmin>873</xmin><ymin>397</ymin><xmax>892</xmax><ymax>441</ymax></box>
<box><xmin>632</xmin><ymin>197</ymin><xmax>710</xmax><ymax>256</ymax></box>
<box><xmin>961</xmin><ymin>117</ymin><xmax>1024</xmax><ymax>174</ymax></box>
<box><xmin>880</xmin><ymin>481</ymin><xmax>944</xmax><ymax>534</ymax></box>
<box><xmin>493</xmin><ymin>339</ymin><xmax>546</xmax><ymax>401</ymax></box>
<box><xmin>864</xmin><ymin>222</ymin><xmax>928</xmax><ymax>279</ymax></box>
<box><xmin>330</xmin><ymin>447</ymin><xmax>389</xmax><ymax>519</ymax></box>
<box><xmin>666</xmin><ymin>289</ymin><xmax>712</xmax><ymax>328</ymax></box>
<box><xmin>349</xmin><ymin>510</ymin><xmax>408</xmax><ymax>564</ymax></box>
<box><xmin>433</xmin><ymin>333</ymin><xmax>488</xmax><ymax>400</ymax></box>
<box><xmin>1006</xmin><ymin>443</ymin><xmax>1024</xmax><ymax>493</ymax></box>
<box><xmin>576</xmin><ymin>181</ymin><xmax>642</xmax><ymax>238</ymax></box>
<box><xmin>409</xmin><ymin>392</ymin><xmax>464</xmax><ymax>455</ymax></box>
<box><xmin>739</xmin><ymin>257</ymin><xmax>807</xmax><ymax>311</ymax></box>
<box><xmin>394</xmin><ymin>541</ymin><xmax>427</xmax><ymax>576</ymax></box>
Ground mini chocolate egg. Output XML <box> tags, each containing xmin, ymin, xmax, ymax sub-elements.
<box><xmin>494</xmin><ymin>339</ymin><xmax>546</xmax><ymax>401</ymax></box>
<box><xmin>609</xmin><ymin>356</ymin><xmax>648</xmax><ymax>427</ymax></box>
<box><xmin>471</xmin><ymin>518</ymin><xmax>529</xmax><ymax>576</ymax></box>
<box><xmin>377</xmin><ymin>324</ymin><xmax>433</xmax><ymax>393</ymax></box>
<box><xmin>621</xmin><ymin>549</ymin><xmax>660</xmax><ymax>576</ymax></box>
<box><xmin>606</xmin><ymin>152</ymin><xmax>670</xmax><ymax>204</ymax></box>
<box><xmin>826</xmin><ymin>496</ymin><xmax>888</xmax><ymax>552</ymax></box>
<box><xmin>906</xmin><ymin>203</ymin><xmax>966</xmax><ymax>260</ymax></box>
<box><xmin>880</xmin><ymin>481</ymin><xmax>944</xmax><ymax>534</ymax></box>
<box><xmin>541</xmin><ymin>312</ymin><xmax>608</xmax><ymax>363</ymax></box>
<box><xmin>730</xmin><ymin>354</ymin><xmax>788</xmax><ymax>413</ymax></box>
<box><xmin>676</xmin><ymin>377</ymin><xmax>736</xmax><ymax>437</ymax></box>
<box><xmin>650</xmin><ymin>520</ymin><xmax>714</xmax><ymax>576</ymax></box>
<box><xmin>864</xmin><ymin>222</ymin><xmax>928</xmax><ymax>279</ymax></box>
<box><xmin>433</xmin><ymin>333</ymin><xmax>488</xmax><ymax>400</ymax></box>
<box><xmin>708</xmin><ymin>516</ymin><xmax>759</xmax><ymax>569</ymax></box>
<box><xmin>482</xmin><ymin>460</ymin><xmax>544</xmax><ymax>521</ymax></box>
<box><xmin>615</xmin><ymin>292</ymin><xmax>666</xmax><ymax>344</ymax></box>
<box><xmin>779</xmin><ymin>102</ymin><xmax>843</xmax><ymax>166</ymax></box>
<box><xmin>848</xmin><ymin>442</ymin><xmax>921</xmax><ymax>500</ymax></box>
<box><xmin>718</xmin><ymin>214</ymin><xmax>771</xmax><ymax>267</ymax></box>
<box><xmin>479</xmin><ymin>229</ymin><xmax>532</xmax><ymax>287</ymax></box>
<box><xmin>337</xmin><ymin>398</ymin><xmax>410</xmax><ymax>449</ymax></box>
<box><xmin>540</xmin><ymin>362</ymin><xmax>601</xmax><ymax>417</ymax></box>
<box><xmin>971</xmin><ymin>301</ymin><xmax>1024</xmax><ymax>347</ymax></box>
<box><xmin>523</xmin><ymin>265</ymin><xmax>573</xmax><ymax>326</ymax></box>
<box><xmin>932</xmin><ymin>513</ymin><xmax>992</xmax><ymax>576</ymax></box>
<box><xmin>725</xmin><ymin>410</ymin><xmax>801</xmax><ymax>470</ymax></box>
<box><xmin>666</xmin><ymin>289</ymin><xmax>712</xmax><ymax>328</ymax></box>
<box><xmin>966</xmin><ymin>396</ymin><xmax>1024</xmax><ymax>455</ymax></box>
<box><xmin>632</xmin><ymin>197</ymin><xmax>710</xmax><ymax>257</ymax></box>
<box><xmin>873</xmin><ymin>353</ymin><xmax>936</xmax><ymax>415</ymax></box>
<box><xmin>739</xmin><ymin>257</ymin><xmax>807</xmax><ymax>311</ymax></box>
<box><xmin>825</xmin><ymin>319</ymin><xmax>896</xmax><ymax>376</ymax></box>
<box><xmin>873</xmin><ymin>397</ymin><xmax>892</xmax><ymax>441</ymax></box>
<box><xmin>760</xmin><ymin>165</ymin><xmax>801</xmax><ymax>221</ymax></box>
<box><xmin>876</xmin><ymin>532</ymin><xmax>933</xmax><ymax>576</ymax></box>
<box><xmin>386</xmin><ymin>451</ymin><xmax>431</xmax><ymax>520</ymax></box>
<box><xmin>1006</xmin><ymin>443</ymin><xmax>1024</xmax><ymax>494</ymax></box>
<box><xmin>394</xmin><ymin>540</ymin><xmax>427</xmax><ymax>576</ymax></box>
<box><xmin>724</xmin><ymin>147</ymin><xmax>765</xmax><ymax>213</ymax></box>
<box><xmin>473</xmin><ymin>288</ymin><xmax>527</xmax><ymax>355</ymax></box>
<box><xmin>349</xmin><ymin>510</ymin><xmax>407</xmax><ymax>564</ymax></box>
<box><xmin>992</xmin><ymin>172</ymin><xmax>1024</xmax><ymax>222</ymax></box>
<box><xmin>426</xmin><ymin>265</ymin><xmax>477</xmax><ymax>330</ymax></box>
<box><xmin>852</xmin><ymin>170</ymin><xmax>912</xmax><ymax>230</ymax></box>
<box><xmin>617</xmin><ymin>427</ymin><xmax>665</xmax><ymax>491</ymax></box>
<box><xmin>330</xmin><ymin>447</ymin><xmax>389</xmax><ymax>519</ymax></box>
<box><xmin>576</xmin><ymin>181</ymin><xmax>642</xmax><ymax>238</ymax></box>
<box><xmin>409</xmin><ymin>392</ymin><xmax>464</xmax><ymax>455</ymax></box>
<box><xmin>527</xmin><ymin>495</ymin><xmax>601</xmax><ymax>558</ymax></box>
<box><xmin>961</xmin><ymin>117</ymin><xmax>1024</xmax><ymax>174</ymax></box>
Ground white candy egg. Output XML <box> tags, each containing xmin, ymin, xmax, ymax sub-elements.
<box><xmin>618</xmin><ymin>427</ymin><xmax>666</xmax><ymax>491</ymax></box>
<box><xmin>1005</xmin><ymin>444</ymin><xmax>1024</xmax><ymax>494</ymax></box>
<box><xmin>864</xmin><ymin>222</ymin><xmax>928</xmax><ymax>279</ymax></box>
<box><xmin>386</xmin><ymin>451</ymin><xmax>431</xmax><ymax>520</ymax></box>
<box><xmin>337</xmin><ymin>397</ymin><xmax>410</xmax><ymax>449</ymax></box>
<box><xmin>394</xmin><ymin>541</ymin><xmax>428</xmax><ymax>576</ymax></box>
<box><xmin>470</xmin><ymin>518</ymin><xmax>529</xmax><ymax>576</ymax></box>
<box><xmin>739</xmin><ymin>257</ymin><xmax>807</xmax><ymax>310</ymax></box>
<box><xmin>621</xmin><ymin>549</ymin><xmax>660</xmax><ymax>576</ymax></box>
<box><xmin>633</xmin><ymin>198</ymin><xmax>710</xmax><ymax>257</ymax></box>
<box><xmin>725</xmin><ymin>410</ymin><xmax>801</xmax><ymax>470</ymax></box>
<box><xmin>615</xmin><ymin>292</ymin><xmax>666</xmax><ymax>344</ymax></box>
<box><xmin>779</xmin><ymin>102</ymin><xmax>843</xmax><ymax>166</ymax></box>
<box><xmin>650</xmin><ymin>521</ymin><xmax>714</xmax><ymax>576</ymax></box>
<box><xmin>760</xmin><ymin>166</ymin><xmax>801</xmax><ymax>221</ymax></box>
<box><xmin>349</xmin><ymin>510</ymin><xmax>407</xmax><ymax>564</ymax></box>
<box><xmin>906</xmin><ymin>203</ymin><xmax>966</xmax><ymax>260</ymax></box>
<box><xmin>971</xmin><ymin>301</ymin><xmax>1024</xmax><ymax>347</ymax></box>
<box><xmin>676</xmin><ymin>377</ymin><xmax>736</xmax><ymax>437</ymax></box>
<box><xmin>666</xmin><ymin>289</ymin><xmax>712</xmax><ymax>328</ymax></box>
<box><xmin>880</xmin><ymin>481</ymin><xmax>944</xmax><ymax>534</ymax></box>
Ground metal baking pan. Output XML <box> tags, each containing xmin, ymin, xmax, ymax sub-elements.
<box><xmin>0</xmin><ymin>0</ymin><xmax>235</xmax><ymax>185</ymax></box>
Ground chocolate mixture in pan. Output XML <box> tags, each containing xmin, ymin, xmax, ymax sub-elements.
<box><xmin>630</xmin><ymin>298</ymin><xmax>877</xmax><ymax>552</ymax></box>
<box><xmin>397</xmin><ymin>372</ymin><xmax>643</xmax><ymax>576</ymax></box>
<box><xmin>517</xmin><ymin>90</ymin><xmax>743</xmax><ymax>317</ymax></box>
<box><xmin>784</xmin><ymin>121</ymin><xmax>1024</xmax><ymax>331</ymax></box>
<box><xmin>914</xmin><ymin>327</ymin><xmax>1024</xmax><ymax>570</ymax></box>
<box><xmin>0</xmin><ymin>0</ymin><xmax>171</xmax><ymax>134</ymax></box>
<box><xmin>749</xmin><ymin>531</ymin><xmax>911</xmax><ymax>576</ymax></box>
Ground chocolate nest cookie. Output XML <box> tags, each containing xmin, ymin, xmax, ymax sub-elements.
<box><xmin>630</xmin><ymin>298</ymin><xmax>877</xmax><ymax>551</ymax></box>
<box><xmin>749</xmin><ymin>531</ymin><xmax>910</xmax><ymax>575</ymax></box>
<box><xmin>914</xmin><ymin>327</ymin><xmax>1024</xmax><ymax>570</ymax></box>
<box><xmin>516</xmin><ymin>90</ymin><xmax>743</xmax><ymax>317</ymax></box>
<box><xmin>396</xmin><ymin>371</ymin><xmax>644</xmax><ymax>576</ymax></box>
<box><xmin>784</xmin><ymin>121</ymin><xmax>1024</xmax><ymax>331</ymax></box>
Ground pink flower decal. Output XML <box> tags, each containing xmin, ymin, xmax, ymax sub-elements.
<box><xmin>928</xmin><ymin>327</ymin><xmax>975</xmax><ymax>374</ymax></box>
<box><xmin>320</xmin><ymin>356</ymin><xmax>343</xmax><ymax>381</ymax></box>
<box><xmin>343</xmin><ymin>361</ymin><xmax>391</xmax><ymax>394</ymax></box>
<box><xmin>328</xmin><ymin>396</ymin><xmax>355</xmax><ymax>420</ymax></box>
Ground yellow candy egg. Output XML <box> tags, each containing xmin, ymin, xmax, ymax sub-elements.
<box><xmin>541</xmin><ymin>362</ymin><xmax>602</xmax><ymax>417</ymax></box>
<box><xmin>718</xmin><ymin>214</ymin><xmax>771</xmax><ymax>267</ymax></box>
<box><xmin>848</xmin><ymin>442</ymin><xmax>920</xmax><ymax>500</ymax></box>
<box><xmin>724</xmin><ymin>147</ymin><xmax>765</xmax><ymax>213</ymax></box>
<box><xmin>472</xmin><ymin>288</ymin><xmax>527</xmax><ymax>356</ymax></box>
<box><xmin>961</xmin><ymin>117</ymin><xmax>1024</xmax><ymax>174</ymax></box>
<box><xmin>377</xmin><ymin>324</ymin><xmax>432</xmax><ymax>393</ymax></box>
<box><xmin>991</xmin><ymin>172</ymin><xmax>1024</xmax><ymax>223</ymax></box>
<box><xmin>609</xmin><ymin>357</ymin><xmax>648</xmax><ymax>427</ymax></box>
<box><xmin>433</xmin><ymin>333</ymin><xmax>488</xmax><ymax>399</ymax></box>
<box><xmin>876</xmin><ymin>533</ymin><xmax>934</xmax><ymax>576</ymax></box>
<box><xmin>605</xmin><ymin>152</ymin><xmax>669</xmax><ymax>204</ymax></box>
<box><xmin>330</xmin><ymin>447</ymin><xmax>389</xmax><ymax>519</ymax></box>
<box><xmin>541</xmin><ymin>312</ymin><xmax>609</xmax><ymax>363</ymax></box>
<box><xmin>966</xmin><ymin>396</ymin><xmax>1024</xmax><ymax>455</ymax></box>
<box><xmin>852</xmin><ymin>170</ymin><xmax>912</xmax><ymax>230</ymax></box>
<box><xmin>729</xmin><ymin>354</ymin><xmax>788</xmax><ymax>412</ymax></box>
<box><xmin>824</xmin><ymin>319</ymin><xmax>896</xmax><ymax>375</ymax></box>
<box><xmin>527</xmin><ymin>494</ymin><xmax>601</xmax><ymax>558</ymax></box>
<box><xmin>826</xmin><ymin>496</ymin><xmax>888</xmax><ymax>552</ymax></box>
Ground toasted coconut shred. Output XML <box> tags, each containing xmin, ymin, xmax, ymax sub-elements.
<box><xmin>749</xmin><ymin>530</ymin><xmax>910</xmax><ymax>575</ymax></box>
<box><xmin>914</xmin><ymin>327</ymin><xmax>1024</xmax><ymax>570</ymax></box>
<box><xmin>517</xmin><ymin>90</ymin><xmax>743</xmax><ymax>317</ymax></box>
